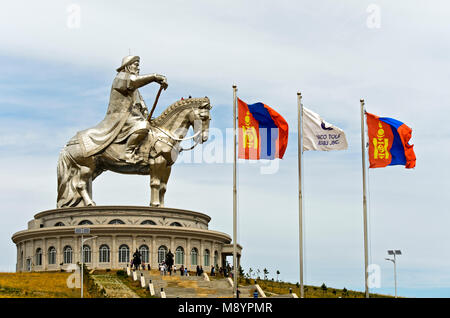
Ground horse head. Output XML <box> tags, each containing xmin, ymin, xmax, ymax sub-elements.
<box><xmin>189</xmin><ymin>97</ymin><xmax>212</xmax><ymax>144</ymax></box>
<box><xmin>153</xmin><ymin>97</ymin><xmax>212</xmax><ymax>143</ymax></box>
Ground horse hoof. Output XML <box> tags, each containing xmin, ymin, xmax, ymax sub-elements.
<box><xmin>150</xmin><ymin>203</ymin><xmax>160</xmax><ymax>207</ymax></box>
<box><xmin>87</xmin><ymin>201</ymin><xmax>96</xmax><ymax>206</ymax></box>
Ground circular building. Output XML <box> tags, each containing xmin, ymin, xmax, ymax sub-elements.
<box><xmin>11</xmin><ymin>206</ymin><xmax>241</xmax><ymax>272</ymax></box>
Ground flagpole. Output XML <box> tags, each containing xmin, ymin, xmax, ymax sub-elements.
<box><xmin>297</xmin><ymin>92</ymin><xmax>304</xmax><ymax>298</ymax></box>
<box><xmin>232</xmin><ymin>84</ymin><xmax>238</xmax><ymax>297</ymax></box>
<box><xmin>360</xmin><ymin>98</ymin><xmax>370</xmax><ymax>298</ymax></box>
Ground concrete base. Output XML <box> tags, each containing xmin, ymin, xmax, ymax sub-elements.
<box><xmin>12</xmin><ymin>206</ymin><xmax>242</xmax><ymax>273</ymax></box>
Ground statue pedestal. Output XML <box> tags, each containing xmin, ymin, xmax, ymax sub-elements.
<box><xmin>12</xmin><ymin>206</ymin><xmax>242</xmax><ymax>273</ymax></box>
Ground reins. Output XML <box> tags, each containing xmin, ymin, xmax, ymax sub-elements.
<box><xmin>153</xmin><ymin>107</ymin><xmax>204</xmax><ymax>152</ymax></box>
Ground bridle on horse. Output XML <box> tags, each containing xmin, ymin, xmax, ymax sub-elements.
<box><xmin>152</xmin><ymin>106</ymin><xmax>208</xmax><ymax>152</ymax></box>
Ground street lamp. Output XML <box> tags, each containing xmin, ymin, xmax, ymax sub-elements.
<box><xmin>75</xmin><ymin>228</ymin><xmax>97</xmax><ymax>298</ymax></box>
<box><xmin>385</xmin><ymin>249</ymin><xmax>401</xmax><ymax>298</ymax></box>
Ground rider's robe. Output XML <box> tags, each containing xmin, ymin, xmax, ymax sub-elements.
<box><xmin>77</xmin><ymin>71</ymin><xmax>149</xmax><ymax>157</ymax></box>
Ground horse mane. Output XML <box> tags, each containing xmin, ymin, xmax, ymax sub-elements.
<box><xmin>152</xmin><ymin>97</ymin><xmax>210</xmax><ymax>126</ymax></box>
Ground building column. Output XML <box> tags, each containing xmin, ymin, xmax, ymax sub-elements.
<box><xmin>200</xmin><ymin>240</ymin><xmax>204</xmax><ymax>267</ymax></box>
<box><xmin>186</xmin><ymin>239</ymin><xmax>191</xmax><ymax>271</ymax></box>
<box><xmin>18</xmin><ymin>243</ymin><xmax>21</xmax><ymax>272</ymax></box>
<box><xmin>21</xmin><ymin>242</ymin><xmax>25</xmax><ymax>272</ymax></box>
<box><xmin>15</xmin><ymin>244</ymin><xmax>18</xmax><ymax>272</ymax></box>
<box><xmin>111</xmin><ymin>235</ymin><xmax>117</xmax><ymax>269</ymax></box>
<box><xmin>92</xmin><ymin>237</ymin><xmax>97</xmax><ymax>269</ymax></box>
<box><xmin>170</xmin><ymin>236</ymin><xmax>175</xmax><ymax>255</ymax></box>
<box><xmin>17</xmin><ymin>244</ymin><xmax>21</xmax><ymax>272</ymax></box>
<box><xmin>57</xmin><ymin>236</ymin><xmax>62</xmax><ymax>268</ymax></box>
<box><xmin>43</xmin><ymin>238</ymin><xmax>47</xmax><ymax>271</ymax></box>
<box><xmin>132</xmin><ymin>235</ymin><xmax>137</xmax><ymax>256</ymax></box>
<box><xmin>30</xmin><ymin>239</ymin><xmax>35</xmax><ymax>272</ymax></box>
<box><xmin>152</xmin><ymin>236</ymin><xmax>157</xmax><ymax>267</ymax></box>
<box><xmin>74</xmin><ymin>235</ymin><xmax>80</xmax><ymax>265</ymax></box>
<box><xmin>221</xmin><ymin>250</ymin><xmax>226</xmax><ymax>269</ymax></box>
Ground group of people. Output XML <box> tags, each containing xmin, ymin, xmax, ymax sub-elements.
<box><xmin>196</xmin><ymin>265</ymin><xmax>204</xmax><ymax>276</ymax></box>
<box><xmin>216</xmin><ymin>264</ymin><xmax>233</xmax><ymax>278</ymax></box>
<box><xmin>156</xmin><ymin>264</ymin><xmax>211</xmax><ymax>277</ymax></box>
<box><xmin>158</xmin><ymin>263</ymin><xmax>190</xmax><ymax>276</ymax></box>
<box><xmin>177</xmin><ymin>265</ymin><xmax>189</xmax><ymax>276</ymax></box>
<box><xmin>129</xmin><ymin>247</ymin><xmax>234</xmax><ymax>279</ymax></box>
<box><xmin>130</xmin><ymin>260</ymin><xmax>151</xmax><ymax>271</ymax></box>
<box><xmin>159</xmin><ymin>262</ymin><xmax>171</xmax><ymax>275</ymax></box>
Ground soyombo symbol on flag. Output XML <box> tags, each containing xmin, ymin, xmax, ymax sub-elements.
<box><xmin>238</xmin><ymin>98</ymin><xmax>289</xmax><ymax>159</ymax></box>
<box><xmin>366</xmin><ymin>112</ymin><xmax>416</xmax><ymax>168</ymax></box>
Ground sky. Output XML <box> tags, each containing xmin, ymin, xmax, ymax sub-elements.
<box><xmin>1</xmin><ymin>0</ymin><xmax>449</xmax><ymax>297</ymax></box>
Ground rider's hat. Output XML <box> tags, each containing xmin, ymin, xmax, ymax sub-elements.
<box><xmin>116</xmin><ymin>55</ymin><xmax>140</xmax><ymax>72</ymax></box>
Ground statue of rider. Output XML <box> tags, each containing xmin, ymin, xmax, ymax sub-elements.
<box><xmin>77</xmin><ymin>55</ymin><xmax>168</xmax><ymax>163</ymax></box>
<box><xmin>132</xmin><ymin>248</ymin><xmax>142</xmax><ymax>270</ymax></box>
<box><xmin>165</xmin><ymin>249</ymin><xmax>174</xmax><ymax>271</ymax></box>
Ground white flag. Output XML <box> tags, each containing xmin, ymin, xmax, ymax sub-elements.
<box><xmin>302</xmin><ymin>107</ymin><xmax>348</xmax><ymax>151</ymax></box>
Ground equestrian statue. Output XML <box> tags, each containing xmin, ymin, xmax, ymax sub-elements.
<box><xmin>57</xmin><ymin>55</ymin><xmax>212</xmax><ymax>208</ymax></box>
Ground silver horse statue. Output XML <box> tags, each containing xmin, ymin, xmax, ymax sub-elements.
<box><xmin>57</xmin><ymin>97</ymin><xmax>212</xmax><ymax>208</ymax></box>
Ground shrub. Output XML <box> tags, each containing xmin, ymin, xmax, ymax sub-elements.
<box><xmin>342</xmin><ymin>287</ymin><xmax>348</xmax><ymax>297</ymax></box>
<box><xmin>116</xmin><ymin>270</ymin><xmax>127</xmax><ymax>277</ymax></box>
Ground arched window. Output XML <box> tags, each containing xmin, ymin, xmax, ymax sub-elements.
<box><xmin>118</xmin><ymin>245</ymin><xmax>129</xmax><ymax>263</ymax></box>
<box><xmin>141</xmin><ymin>220</ymin><xmax>156</xmax><ymax>225</ymax></box>
<box><xmin>35</xmin><ymin>248</ymin><xmax>42</xmax><ymax>266</ymax></box>
<box><xmin>99</xmin><ymin>245</ymin><xmax>110</xmax><ymax>263</ymax></box>
<box><xmin>109</xmin><ymin>219</ymin><xmax>125</xmax><ymax>225</ymax></box>
<box><xmin>139</xmin><ymin>245</ymin><xmax>149</xmax><ymax>263</ymax></box>
<box><xmin>175</xmin><ymin>247</ymin><xmax>184</xmax><ymax>265</ymax></box>
<box><xmin>79</xmin><ymin>220</ymin><xmax>93</xmax><ymax>225</ymax></box>
<box><xmin>83</xmin><ymin>245</ymin><xmax>91</xmax><ymax>263</ymax></box>
<box><xmin>48</xmin><ymin>247</ymin><xmax>56</xmax><ymax>265</ymax></box>
<box><xmin>63</xmin><ymin>246</ymin><xmax>73</xmax><ymax>264</ymax></box>
<box><xmin>54</xmin><ymin>222</ymin><xmax>65</xmax><ymax>226</ymax></box>
<box><xmin>204</xmin><ymin>249</ymin><xmax>210</xmax><ymax>267</ymax></box>
<box><xmin>191</xmin><ymin>248</ymin><xmax>198</xmax><ymax>266</ymax></box>
<box><xmin>170</xmin><ymin>222</ymin><xmax>182</xmax><ymax>227</ymax></box>
<box><xmin>214</xmin><ymin>251</ymin><xmax>218</xmax><ymax>267</ymax></box>
<box><xmin>158</xmin><ymin>246</ymin><xmax>168</xmax><ymax>264</ymax></box>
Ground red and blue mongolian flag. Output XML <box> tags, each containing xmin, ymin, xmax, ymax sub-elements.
<box><xmin>366</xmin><ymin>112</ymin><xmax>416</xmax><ymax>169</ymax></box>
<box><xmin>238</xmin><ymin>98</ymin><xmax>289</xmax><ymax>160</ymax></box>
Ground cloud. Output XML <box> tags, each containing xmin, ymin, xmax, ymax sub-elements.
<box><xmin>1</xmin><ymin>0</ymin><xmax>449</xmax><ymax>296</ymax></box>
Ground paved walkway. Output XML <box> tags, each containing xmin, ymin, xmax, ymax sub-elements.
<box><xmin>91</xmin><ymin>274</ymin><xmax>139</xmax><ymax>298</ymax></box>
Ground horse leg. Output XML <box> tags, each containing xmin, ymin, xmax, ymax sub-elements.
<box><xmin>159</xmin><ymin>166</ymin><xmax>171</xmax><ymax>207</ymax></box>
<box><xmin>76</xmin><ymin>165</ymin><xmax>96</xmax><ymax>206</ymax></box>
<box><xmin>149</xmin><ymin>175</ymin><xmax>161</xmax><ymax>207</ymax></box>
<box><xmin>149</xmin><ymin>157</ymin><xmax>166</xmax><ymax>207</ymax></box>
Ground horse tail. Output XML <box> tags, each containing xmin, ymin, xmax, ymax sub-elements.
<box><xmin>57</xmin><ymin>145</ymin><xmax>84</xmax><ymax>208</ymax></box>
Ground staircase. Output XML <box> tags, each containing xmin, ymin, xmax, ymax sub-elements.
<box><xmin>135</xmin><ymin>270</ymin><xmax>255</xmax><ymax>298</ymax></box>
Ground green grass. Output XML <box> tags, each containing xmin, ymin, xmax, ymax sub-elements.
<box><xmin>237</xmin><ymin>277</ymin><xmax>392</xmax><ymax>298</ymax></box>
<box><xmin>0</xmin><ymin>271</ymin><xmax>99</xmax><ymax>298</ymax></box>
<box><xmin>115</xmin><ymin>272</ymin><xmax>156</xmax><ymax>298</ymax></box>
<box><xmin>0</xmin><ymin>270</ymin><xmax>392</xmax><ymax>298</ymax></box>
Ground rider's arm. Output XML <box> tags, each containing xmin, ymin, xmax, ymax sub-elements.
<box><xmin>128</xmin><ymin>73</ymin><xmax>168</xmax><ymax>90</ymax></box>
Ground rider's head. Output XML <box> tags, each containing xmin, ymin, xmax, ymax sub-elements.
<box><xmin>116</xmin><ymin>55</ymin><xmax>140</xmax><ymax>75</ymax></box>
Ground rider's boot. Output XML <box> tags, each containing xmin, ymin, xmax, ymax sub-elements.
<box><xmin>125</xmin><ymin>129</ymin><xmax>147</xmax><ymax>163</ymax></box>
